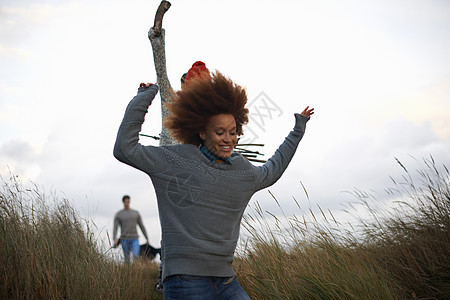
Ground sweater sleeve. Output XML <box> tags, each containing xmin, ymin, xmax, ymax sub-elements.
<box><xmin>137</xmin><ymin>213</ymin><xmax>149</xmax><ymax>240</ymax></box>
<box><xmin>253</xmin><ymin>113</ymin><xmax>309</xmax><ymax>191</ymax></box>
<box><xmin>113</xmin><ymin>85</ymin><xmax>163</xmax><ymax>174</ymax></box>
<box><xmin>113</xmin><ymin>214</ymin><xmax>120</xmax><ymax>241</ymax></box>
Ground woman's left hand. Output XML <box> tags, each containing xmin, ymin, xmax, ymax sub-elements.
<box><xmin>301</xmin><ymin>106</ymin><xmax>314</xmax><ymax>117</ymax></box>
<box><xmin>139</xmin><ymin>82</ymin><xmax>155</xmax><ymax>88</ymax></box>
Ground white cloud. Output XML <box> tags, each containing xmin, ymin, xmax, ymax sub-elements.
<box><xmin>0</xmin><ymin>45</ymin><xmax>31</xmax><ymax>61</ymax></box>
<box><xmin>1</xmin><ymin>0</ymin><xmax>449</xmax><ymax>246</ymax></box>
<box><xmin>364</xmin><ymin>75</ymin><xmax>450</xmax><ymax>141</ymax></box>
<box><xmin>0</xmin><ymin>139</ymin><xmax>42</xmax><ymax>179</ymax></box>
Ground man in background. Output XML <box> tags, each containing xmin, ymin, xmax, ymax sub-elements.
<box><xmin>113</xmin><ymin>195</ymin><xmax>149</xmax><ymax>263</ymax></box>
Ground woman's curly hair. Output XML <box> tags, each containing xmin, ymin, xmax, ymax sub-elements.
<box><xmin>164</xmin><ymin>71</ymin><xmax>249</xmax><ymax>146</ymax></box>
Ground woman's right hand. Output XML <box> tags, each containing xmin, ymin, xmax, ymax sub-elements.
<box><xmin>301</xmin><ymin>106</ymin><xmax>315</xmax><ymax>117</ymax></box>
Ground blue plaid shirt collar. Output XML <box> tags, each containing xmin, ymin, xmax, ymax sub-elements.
<box><xmin>199</xmin><ymin>144</ymin><xmax>233</xmax><ymax>165</ymax></box>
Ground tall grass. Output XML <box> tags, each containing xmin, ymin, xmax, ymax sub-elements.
<box><xmin>1</xmin><ymin>156</ymin><xmax>449</xmax><ymax>299</ymax></box>
<box><xmin>353</xmin><ymin>157</ymin><xmax>450</xmax><ymax>299</ymax></box>
<box><xmin>236</xmin><ymin>157</ymin><xmax>450</xmax><ymax>299</ymax></box>
<box><xmin>236</xmin><ymin>198</ymin><xmax>396</xmax><ymax>299</ymax></box>
<box><xmin>0</xmin><ymin>175</ymin><xmax>162</xmax><ymax>300</ymax></box>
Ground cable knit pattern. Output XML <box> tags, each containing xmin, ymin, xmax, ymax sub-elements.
<box><xmin>114</xmin><ymin>84</ymin><xmax>309</xmax><ymax>280</ymax></box>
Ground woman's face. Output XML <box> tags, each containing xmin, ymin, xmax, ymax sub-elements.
<box><xmin>200</xmin><ymin>114</ymin><xmax>238</xmax><ymax>158</ymax></box>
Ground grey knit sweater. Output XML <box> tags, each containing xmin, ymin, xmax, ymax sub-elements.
<box><xmin>113</xmin><ymin>85</ymin><xmax>309</xmax><ymax>280</ymax></box>
<box><xmin>113</xmin><ymin>209</ymin><xmax>148</xmax><ymax>241</ymax></box>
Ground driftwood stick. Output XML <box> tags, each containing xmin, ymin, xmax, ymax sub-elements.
<box><xmin>139</xmin><ymin>133</ymin><xmax>160</xmax><ymax>140</ymax></box>
<box><xmin>153</xmin><ymin>1</ymin><xmax>171</xmax><ymax>37</ymax></box>
<box><xmin>233</xmin><ymin>147</ymin><xmax>264</xmax><ymax>155</ymax></box>
<box><xmin>235</xmin><ymin>143</ymin><xmax>265</xmax><ymax>147</ymax></box>
<box><xmin>244</xmin><ymin>157</ymin><xmax>267</xmax><ymax>163</ymax></box>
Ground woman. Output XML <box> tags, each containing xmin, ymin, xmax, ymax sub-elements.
<box><xmin>114</xmin><ymin>65</ymin><xmax>314</xmax><ymax>299</ymax></box>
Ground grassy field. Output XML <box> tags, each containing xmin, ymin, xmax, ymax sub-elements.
<box><xmin>0</xmin><ymin>176</ymin><xmax>162</xmax><ymax>299</ymax></box>
<box><xmin>1</xmin><ymin>157</ymin><xmax>449</xmax><ymax>299</ymax></box>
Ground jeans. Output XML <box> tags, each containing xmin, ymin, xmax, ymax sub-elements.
<box><xmin>163</xmin><ymin>275</ymin><xmax>251</xmax><ymax>300</ymax></box>
<box><xmin>121</xmin><ymin>239</ymin><xmax>139</xmax><ymax>262</ymax></box>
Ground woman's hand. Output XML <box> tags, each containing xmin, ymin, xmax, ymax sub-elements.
<box><xmin>139</xmin><ymin>82</ymin><xmax>155</xmax><ymax>88</ymax></box>
<box><xmin>301</xmin><ymin>106</ymin><xmax>314</xmax><ymax>117</ymax></box>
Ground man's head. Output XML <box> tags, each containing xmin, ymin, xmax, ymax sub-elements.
<box><xmin>122</xmin><ymin>195</ymin><xmax>130</xmax><ymax>210</ymax></box>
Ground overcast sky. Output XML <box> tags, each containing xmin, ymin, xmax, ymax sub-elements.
<box><xmin>1</xmin><ymin>0</ymin><xmax>449</xmax><ymax>249</ymax></box>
